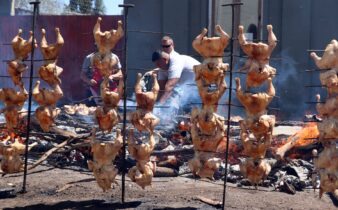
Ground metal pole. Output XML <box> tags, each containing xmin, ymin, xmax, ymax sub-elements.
<box><xmin>221</xmin><ymin>2</ymin><xmax>243</xmax><ymax>209</ymax></box>
<box><xmin>21</xmin><ymin>0</ymin><xmax>40</xmax><ymax>194</ymax></box>
<box><xmin>118</xmin><ymin>3</ymin><xmax>134</xmax><ymax>204</ymax></box>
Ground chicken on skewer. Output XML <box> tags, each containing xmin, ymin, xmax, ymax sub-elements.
<box><xmin>310</xmin><ymin>39</ymin><xmax>338</xmax><ymax>70</ymax></box>
<box><xmin>101</xmin><ymin>77</ymin><xmax>124</xmax><ymax>108</ymax></box>
<box><xmin>40</xmin><ymin>28</ymin><xmax>64</xmax><ymax>62</ymax></box>
<box><xmin>11</xmin><ymin>29</ymin><xmax>37</xmax><ymax>60</ymax></box>
<box><xmin>135</xmin><ymin>73</ymin><xmax>159</xmax><ymax>112</ymax></box>
<box><xmin>32</xmin><ymin>80</ymin><xmax>63</xmax><ymax>107</ymax></box>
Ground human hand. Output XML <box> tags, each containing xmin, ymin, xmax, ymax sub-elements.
<box><xmin>89</xmin><ymin>79</ymin><xmax>97</xmax><ymax>86</ymax></box>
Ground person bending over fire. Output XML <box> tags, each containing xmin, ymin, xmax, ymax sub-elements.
<box><xmin>148</xmin><ymin>50</ymin><xmax>200</xmax><ymax>107</ymax></box>
<box><xmin>80</xmin><ymin>45</ymin><xmax>122</xmax><ymax>106</ymax></box>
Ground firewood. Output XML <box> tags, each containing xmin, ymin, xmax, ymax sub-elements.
<box><xmin>194</xmin><ymin>195</ymin><xmax>222</xmax><ymax>208</ymax></box>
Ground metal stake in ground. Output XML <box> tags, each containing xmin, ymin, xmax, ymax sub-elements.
<box><xmin>21</xmin><ymin>0</ymin><xmax>40</xmax><ymax>194</ymax></box>
<box><xmin>221</xmin><ymin>2</ymin><xmax>243</xmax><ymax>210</ymax></box>
<box><xmin>118</xmin><ymin>3</ymin><xmax>135</xmax><ymax>204</ymax></box>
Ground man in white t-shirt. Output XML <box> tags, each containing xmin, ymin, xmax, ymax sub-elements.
<box><xmin>151</xmin><ymin>50</ymin><xmax>200</xmax><ymax>104</ymax></box>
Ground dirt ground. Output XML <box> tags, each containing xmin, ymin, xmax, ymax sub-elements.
<box><xmin>0</xmin><ymin>164</ymin><xmax>337</xmax><ymax>210</ymax></box>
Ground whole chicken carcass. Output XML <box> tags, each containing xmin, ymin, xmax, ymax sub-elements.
<box><xmin>188</xmin><ymin>151</ymin><xmax>222</xmax><ymax>179</ymax></box>
<box><xmin>235</xmin><ymin>77</ymin><xmax>275</xmax><ymax>118</ymax></box>
<box><xmin>93</xmin><ymin>17</ymin><xmax>124</xmax><ymax>55</ymax></box>
<box><xmin>240</xmin><ymin>158</ymin><xmax>271</xmax><ymax>186</ymax></box>
<box><xmin>238</xmin><ymin>25</ymin><xmax>277</xmax><ymax>65</ymax></box>
<box><xmin>314</xmin><ymin>144</ymin><xmax>338</xmax><ymax>171</ymax></box>
<box><xmin>191</xmin><ymin>107</ymin><xmax>226</xmax><ymax>136</ymax></box>
<box><xmin>310</xmin><ymin>39</ymin><xmax>338</xmax><ymax>70</ymax></box>
<box><xmin>1</xmin><ymin>106</ymin><xmax>26</xmax><ymax>131</ymax></box>
<box><xmin>192</xmin><ymin>25</ymin><xmax>230</xmax><ymax>58</ymax></box>
<box><xmin>240</xmin><ymin>60</ymin><xmax>276</xmax><ymax>88</ymax></box>
<box><xmin>316</xmin><ymin>94</ymin><xmax>338</xmax><ymax>118</ymax></box>
<box><xmin>87</xmin><ymin>161</ymin><xmax>119</xmax><ymax>192</ymax></box>
<box><xmin>91</xmin><ymin>52</ymin><xmax>119</xmax><ymax>77</ymax></box>
<box><xmin>7</xmin><ymin>60</ymin><xmax>27</xmax><ymax>86</ymax></box>
<box><xmin>130</xmin><ymin>109</ymin><xmax>160</xmax><ymax>133</ymax></box>
<box><xmin>128</xmin><ymin>161</ymin><xmax>155</xmax><ymax>189</ymax></box>
<box><xmin>196</xmin><ymin>73</ymin><xmax>227</xmax><ymax>111</ymax></box>
<box><xmin>35</xmin><ymin>106</ymin><xmax>61</xmax><ymax>132</ymax></box>
<box><xmin>319</xmin><ymin>69</ymin><xmax>338</xmax><ymax>97</ymax></box>
<box><xmin>0</xmin><ymin>85</ymin><xmax>28</xmax><ymax>108</ymax></box>
<box><xmin>239</xmin><ymin>121</ymin><xmax>271</xmax><ymax>159</ymax></box>
<box><xmin>101</xmin><ymin>77</ymin><xmax>124</xmax><ymax>108</ymax></box>
<box><xmin>317</xmin><ymin>117</ymin><xmax>338</xmax><ymax>142</ymax></box>
<box><xmin>128</xmin><ymin>129</ymin><xmax>155</xmax><ymax>162</ymax></box>
<box><xmin>38</xmin><ymin>62</ymin><xmax>63</xmax><ymax>86</ymax></box>
<box><xmin>94</xmin><ymin>107</ymin><xmax>119</xmax><ymax>133</ymax></box>
<box><xmin>135</xmin><ymin>73</ymin><xmax>159</xmax><ymax>112</ymax></box>
<box><xmin>194</xmin><ymin>60</ymin><xmax>228</xmax><ymax>85</ymax></box>
<box><xmin>242</xmin><ymin>115</ymin><xmax>275</xmax><ymax>140</ymax></box>
<box><xmin>0</xmin><ymin>136</ymin><xmax>37</xmax><ymax>174</ymax></box>
<box><xmin>318</xmin><ymin>169</ymin><xmax>338</xmax><ymax>198</ymax></box>
<box><xmin>11</xmin><ymin>29</ymin><xmax>37</xmax><ymax>60</ymax></box>
<box><xmin>40</xmin><ymin>28</ymin><xmax>64</xmax><ymax>62</ymax></box>
<box><xmin>90</xmin><ymin>128</ymin><xmax>123</xmax><ymax>167</ymax></box>
<box><xmin>32</xmin><ymin>81</ymin><xmax>63</xmax><ymax>106</ymax></box>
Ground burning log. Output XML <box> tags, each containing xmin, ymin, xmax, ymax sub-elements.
<box><xmin>275</xmin><ymin>122</ymin><xmax>319</xmax><ymax>159</ymax></box>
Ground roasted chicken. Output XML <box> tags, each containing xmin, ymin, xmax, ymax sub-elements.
<box><xmin>32</xmin><ymin>80</ymin><xmax>63</xmax><ymax>106</ymax></box>
<box><xmin>240</xmin><ymin>61</ymin><xmax>277</xmax><ymax>88</ymax></box>
<box><xmin>40</xmin><ymin>28</ymin><xmax>64</xmax><ymax>62</ymax></box>
<box><xmin>196</xmin><ymin>73</ymin><xmax>227</xmax><ymax>111</ymax></box>
<box><xmin>64</xmin><ymin>104</ymin><xmax>97</xmax><ymax>115</ymax></box>
<box><xmin>93</xmin><ymin>17</ymin><xmax>124</xmax><ymax>55</ymax></box>
<box><xmin>242</xmin><ymin>115</ymin><xmax>275</xmax><ymax>140</ymax></box>
<box><xmin>235</xmin><ymin>77</ymin><xmax>275</xmax><ymax>118</ymax></box>
<box><xmin>0</xmin><ymin>85</ymin><xmax>28</xmax><ymax>108</ymax></box>
<box><xmin>240</xmin><ymin>158</ymin><xmax>271</xmax><ymax>186</ymax></box>
<box><xmin>192</xmin><ymin>25</ymin><xmax>230</xmax><ymax>58</ymax></box>
<box><xmin>35</xmin><ymin>106</ymin><xmax>61</xmax><ymax>132</ymax></box>
<box><xmin>101</xmin><ymin>77</ymin><xmax>124</xmax><ymax>108</ymax></box>
<box><xmin>135</xmin><ymin>73</ymin><xmax>159</xmax><ymax>112</ymax></box>
<box><xmin>319</xmin><ymin>69</ymin><xmax>338</xmax><ymax>97</ymax></box>
<box><xmin>7</xmin><ymin>60</ymin><xmax>27</xmax><ymax>86</ymax></box>
<box><xmin>130</xmin><ymin>109</ymin><xmax>160</xmax><ymax>133</ymax></box>
<box><xmin>87</xmin><ymin>129</ymin><xmax>122</xmax><ymax>191</ymax></box>
<box><xmin>38</xmin><ymin>62</ymin><xmax>63</xmax><ymax>86</ymax></box>
<box><xmin>310</xmin><ymin>39</ymin><xmax>338</xmax><ymax>70</ymax></box>
<box><xmin>1</xmin><ymin>106</ymin><xmax>26</xmax><ymax>131</ymax></box>
<box><xmin>238</xmin><ymin>25</ymin><xmax>277</xmax><ymax>65</ymax></box>
<box><xmin>239</xmin><ymin>120</ymin><xmax>271</xmax><ymax>159</ymax></box>
<box><xmin>317</xmin><ymin>117</ymin><xmax>338</xmax><ymax>141</ymax></box>
<box><xmin>194</xmin><ymin>60</ymin><xmax>228</xmax><ymax>85</ymax></box>
<box><xmin>188</xmin><ymin>151</ymin><xmax>222</xmax><ymax>179</ymax></box>
<box><xmin>128</xmin><ymin>129</ymin><xmax>155</xmax><ymax>162</ymax></box>
<box><xmin>94</xmin><ymin>107</ymin><xmax>119</xmax><ymax>133</ymax></box>
<box><xmin>191</xmin><ymin>107</ymin><xmax>226</xmax><ymax>136</ymax></box>
<box><xmin>128</xmin><ymin>161</ymin><xmax>155</xmax><ymax>189</ymax></box>
<box><xmin>0</xmin><ymin>136</ymin><xmax>37</xmax><ymax>174</ymax></box>
<box><xmin>316</xmin><ymin>94</ymin><xmax>338</xmax><ymax>118</ymax></box>
<box><xmin>91</xmin><ymin>52</ymin><xmax>119</xmax><ymax>77</ymax></box>
<box><xmin>11</xmin><ymin>29</ymin><xmax>37</xmax><ymax>60</ymax></box>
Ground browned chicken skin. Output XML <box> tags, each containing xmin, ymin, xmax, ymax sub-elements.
<box><xmin>38</xmin><ymin>62</ymin><xmax>63</xmax><ymax>86</ymax></box>
<box><xmin>1</xmin><ymin>106</ymin><xmax>26</xmax><ymax>131</ymax></box>
<box><xmin>101</xmin><ymin>77</ymin><xmax>124</xmax><ymax>108</ymax></box>
<box><xmin>0</xmin><ymin>136</ymin><xmax>36</xmax><ymax>174</ymax></box>
<box><xmin>91</xmin><ymin>52</ymin><xmax>119</xmax><ymax>77</ymax></box>
<box><xmin>316</xmin><ymin>94</ymin><xmax>338</xmax><ymax>118</ymax></box>
<box><xmin>318</xmin><ymin>69</ymin><xmax>338</xmax><ymax>97</ymax></box>
<box><xmin>35</xmin><ymin>106</ymin><xmax>61</xmax><ymax>132</ymax></box>
<box><xmin>7</xmin><ymin>60</ymin><xmax>27</xmax><ymax>86</ymax></box>
<box><xmin>238</xmin><ymin>25</ymin><xmax>277</xmax><ymax>65</ymax></box>
<box><xmin>11</xmin><ymin>29</ymin><xmax>37</xmax><ymax>60</ymax></box>
<box><xmin>317</xmin><ymin>117</ymin><xmax>338</xmax><ymax>141</ymax></box>
<box><xmin>87</xmin><ymin>129</ymin><xmax>122</xmax><ymax>191</ymax></box>
<box><xmin>94</xmin><ymin>106</ymin><xmax>120</xmax><ymax>133</ymax></box>
<box><xmin>32</xmin><ymin>80</ymin><xmax>63</xmax><ymax>106</ymax></box>
<box><xmin>192</xmin><ymin>25</ymin><xmax>230</xmax><ymax>58</ymax></box>
<box><xmin>40</xmin><ymin>28</ymin><xmax>64</xmax><ymax>63</ymax></box>
<box><xmin>130</xmin><ymin>109</ymin><xmax>160</xmax><ymax>133</ymax></box>
<box><xmin>93</xmin><ymin>17</ymin><xmax>124</xmax><ymax>55</ymax></box>
<box><xmin>240</xmin><ymin>158</ymin><xmax>271</xmax><ymax>186</ymax></box>
<box><xmin>135</xmin><ymin>73</ymin><xmax>159</xmax><ymax>112</ymax></box>
<box><xmin>0</xmin><ymin>85</ymin><xmax>28</xmax><ymax>108</ymax></box>
<box><xmin>310</xmin><ymin>39</ymin><xmax>338</xmax><ymax>70</ymax></box>
<box><xmin>188</xmin><ymin>151</ymin><xmax>222</xmax><ymax>179</ymax></box>
<box><xmin>235</xmin><ymin>77</ymin><xmax>275</xmax><ymax>118</ymax></box>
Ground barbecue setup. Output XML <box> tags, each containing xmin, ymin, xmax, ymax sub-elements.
<box><xmin>0</xmin><ymin>1</ymin><xmax>337</xmax><ymax>209</ymax></box>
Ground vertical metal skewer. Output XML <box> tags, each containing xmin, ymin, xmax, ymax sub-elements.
<box><xmin>21</xmin><ymin>0</ymin><xmax>40</xmax><ymax>194</ymax></box>
<box><xmin>221</xmin><ymin>2</ymin><xmax>243</xmax><ymax>209</ymax></box>
<box><xmin>118</xmin><ymin>3</ymin><xmax>134</xmax><ymax>204</ymax></box>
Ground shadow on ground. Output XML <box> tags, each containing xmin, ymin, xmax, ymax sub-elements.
<box><xmin>3</xmin><ymin>200</ymin><xmax>141</xmax><ymax>210</ymax></box>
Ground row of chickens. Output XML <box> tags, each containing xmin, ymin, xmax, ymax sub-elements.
<box><xmin>311</xmin><ymin>40</ymin><xmax>338</xmax><ymax>198</ymax></box>
<box><xmin>236</xmin><ymin>25</ymin><xmax>277</xmax><ymax>186</ymax></box>
<box><xmin>0</xmin><ymin>27</ymin><xmax>64</xmax><ymax>174</ymax></box>
<box><xmin>188</xmin><ymin>25</ymin><xmax>229</xmax><ymax>179</ymax></box>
